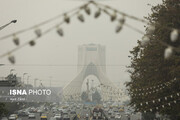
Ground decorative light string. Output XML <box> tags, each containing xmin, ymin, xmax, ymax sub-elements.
<box><xmin>133</xmin><ymin>92</ymin><xmax>180</xmax><ymax>108</ymax></box>
<box><xmin>0</xmin><ymin>1</ymin><xmax>179</xmax><ymax>63</ymax></box>
<box><xmin>139</xmin><ymin>98</ymin><xmax>180</xmax><ymax>113</ymax></box>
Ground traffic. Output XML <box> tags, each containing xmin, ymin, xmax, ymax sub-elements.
<box><xmin>1</xmin><ymin>102</ymin><xmax>140</xmax><ymax>120</ymax></box>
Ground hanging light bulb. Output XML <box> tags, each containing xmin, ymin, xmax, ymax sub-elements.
<box><xmin>84</xmin><ymin>6</ymin><xmax>91</xmax><ymax>15</ymax></box>
<box><xmin>150</xmin><ymin>109</ymin><xmax>152</xmax><ymax>112</ymax></box>
<box><xmin>77</xmin><ymin>14</ymin><xmax>85</xmax><ymax>22</ymax></box>
<box><xmin>152</xmin><ymin>100</ymin><xmax>155</xmax><ymax>103</ymax></box>
<box><xmin>170</xmin><ymin>29</ymin><xmax>179</xmax><ymax>42</ymax></box>
<box><xmin>13</xmin><ymin>35</ymin><xmax>20</xmax><ymax>46</ymax></box>
<box><xmin>119</xmin><ymin>17</ymin><xmax>125</xmax><ymax>25</ymax></box>
<box><xmin>94</xmin><ymin>9</ymin><xmax>101</xmax><ymax>19</ymax></box>
<box><xmin>29</xmin><ymin>40</ymin><xmax>35</xmax><ymax>46</ymax></box>
<box><xmin>141</xmin><ymin>35</ymin><xmax>150</xmax><ymax>47</ymax></box>
<box><xmin>110</xmin><ymin>11</ymin><xmax>117</xmax><ymax>22</ymax></box>
<box><xmin>162</xmin><ymin>105</ymin><xmax>164</xmax><ymax>108</ymax></box>
<box><xmin>174</xmin><ymin>100</ymin><xmax>176</xmax><ymax>103</ymax></box>
<box><xmin>64</xmin><ymin>14</ymin><xmax>70</xmax><ymax>24</ymax></box>
<box><xmin>168</xmin><ymin>103</ymin><xmax>171</xmax><ymax>106</ymax></box>
<box><xmin>164</xmin><ymin>46</ymin><xmax>173</xmax><ymax>59</ymax></box>
<box><xmin>115</xmin><ymin>24</ymin><xmax>123</xmax><ymax>33</ymax></box>
<box><xmin>57</xmin><ymin>28</ymin><xmax>64</xmax><ymax>37</ymax></box>
<box><xmin>146</xmin><ymin>24</ymin><xmax>155</xmax><ymax>35</ymax></box>
<box><xmin>156</xmin><ymin>107</ymin><xmax>158</xmax><ymax>110</ymax></box>
<box><xmin>34</xmin><ymin>29</ymin><xmax>42</xmax><ymax>37</ymax></box>
<box><xmin>8</xmin><ymin>55</ymin><xmax>15</xmax><ymax>64</ymax></box>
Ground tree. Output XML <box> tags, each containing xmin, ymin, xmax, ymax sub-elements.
<box><xmin>92</xmin><ymin>90</ymin><xmax>101</xmax><ymax>103</ymax></box>
<box><xmin>127</xmin><ymin>0</ymin><xmax>180</xmax><ymax>119</ymax></box>
<box><xmin>0</xmin><ymin>103</ymin><xmax>8</xmax><ymax>118</ymax></box>
<box><xmin>81</xmin><ymin>91</ymin><xmax>88</xmax><ymax>101</ymax></box>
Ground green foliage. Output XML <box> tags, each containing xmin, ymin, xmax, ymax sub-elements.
<box><xmin>81</xmin><ymin>91</ymin><xmax>88</xmax><ymax>101</ymax></box>
<box><xmin>92</xmin><ymin>90</ymin><xmax>101</xmax><ymax>103</ymax></box>
<box><xmin>0</xmin><ymin>103</ymin><xmax>8</xmax><ymax>117</ymax></box>
<box><xmin>127</xmin><ymin>0</ymin><xmax>180</xmax><ymax>118</ymax></box>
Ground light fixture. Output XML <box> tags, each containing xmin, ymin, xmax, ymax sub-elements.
<box><xmin>34</xmin><ymin>29</ymin><xmax>42</xmax><ymax>37</ymax></box>
<box><xmin>94</xmin><ymin>8</ymin><xmax>101</xmax><ymax>18</ymax></box>
<box><xmin>164</xmin><ymin>46</ymin><xmax>173</xmax><ymax>59</ymax></box>
<box><xmin>77</xmin><ymin>14</ymin><xmax>85</xmax><ymax>22</ymax></box>
<box><xmin>64</xmin><ymin>14</ymin><xmax>70</xmax><ymax>24</ymax></box>
<box><xmin>57</xmin><ymin>28</ymin><xmax>64</xmax><ymax>37</ymax></box>
<box><xmin>8</xmin><ymin>55</ymin><xmax>15</xmax><ymax>64</ymax></box>
<box><xmin>29</xmin><ymin>40</ymin><xmax>36</xmax><ymax>46</ymax></box>
<box><xmin>141</xmin><ymin>35</ymin><xmax>150</xmax><ymax>47</ymax></box>
<box><xmin>13</xmin><ymin>35</ymin><xmax>20</xmax><ymax>46</ymax></box>
<box><xmin>170</xmin><ymin>29</ymin><xmax>179</xmax><ymax>42</ymax></box>
<box><xmin>84</xmin><ymin>6</ymin><xmax>91</xmax><ymax>15</ymax></box>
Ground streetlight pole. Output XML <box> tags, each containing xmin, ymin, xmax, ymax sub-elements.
<box><xmin>0</xmin><ymin>20</ymin><xmax>17</xmax><ymax>31</ymax></box>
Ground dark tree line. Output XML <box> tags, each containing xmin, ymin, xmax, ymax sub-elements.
<box><xmin>126</xmin><ymin>0</ymin><xmax>180</xmax><ymax>119</ymax></box>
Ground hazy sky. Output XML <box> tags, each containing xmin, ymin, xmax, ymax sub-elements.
<box><xmin>0</xmin><ymin>0</ymin><xmax>162</xmax><ymax>88</ymax></box>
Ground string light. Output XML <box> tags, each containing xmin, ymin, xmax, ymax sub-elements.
<box><xmin>164</xmin><ymin>46</ymin><xmax>173</xmax><ymax>59</ymax></box>
<box><xmin>170</xmin><ymin>29</ymin><xmax>179</xmax><ymax>42</ymax></box>
<box><xmin>56</xmin><ymin>27</ymin><xmax>64</xmax><ymax>37</ymax></box>
<box><xmin>8</xmin><ymin>55</ymin><xmax>15</xmax><ymax>64</ymax></box>
<box><xmin>94</xmin><ymin>8</ymin><xmax>101</xmax><ymax>18</ymax></box>
<box><xmin>141</xmin><ymin>35</ymin><xmax>150</xmax><ymax>47</ymax></box>
<box><xmin>0</xmin><ymin>1</ymin><xmax>179</xmax><ymax>63</ymax></box>
<box><xmin>34</xmin><ymin>29</ymin><xmax>42</xmax><ymax>37</ymax></box>
<box><xmin>84</xmin><ymin>5</ymin><xmax>91</xmax><ymax>15</ymax></box>
<box><xmin>115</xmin><ymin>24</ymin><xmax>123</xmax><ymax>33</ymax></box>
<box><xmin>110</xmin><ymin>11</ymin><xmax>117</xmax><ymax>22</ymax></box>
<box><xmin>13</xmin><ymin>35</ymin><xmax>20</xmax><ymax>46</ymax></box>
<box><xmin>77</xmin><ymin>13</ymin><xmax>85</xmax><ymax>22</ymax></box>
<box><xmin>64</xmin><ymin>14</ymin><xmax>70</xmax><ymax>24</ymax></box>
<box><xmin>29</xmin><ymin>40</ymin><xmax>35</xmax><ymax>46</ymax></box>
<box><xmin>146</xmin><ymin>24</ymin><xmax>155</xmax><ymax>35</ymax></box>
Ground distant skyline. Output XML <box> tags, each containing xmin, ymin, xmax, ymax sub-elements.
<box><xmin>0</xmin><ymin>0</ymin><xmax>162</xmax><ymax>87</ymax></box>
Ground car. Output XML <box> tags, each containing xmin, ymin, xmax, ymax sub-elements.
<box><xmin>70</xmin><ymin>111</ymin><xmax>76</xmax><ymax>114</ymax></box>
<box><xmin>115</xmin><ymin>115</ymin><xmax>121</xmax><ymax>119</ymax></box>
<box><xmin>8</xmin><ymin>114</ymin><xmax>18</xmax><ymax>120</ymax></box>
<box><xmin>62</xmin><ymin>112</ymin><xmax>70</xmax><ymax>120</ymax></box>
<box><xmin>40</xmin><ymin>114</ymin><xmax>47</xmax><ymax>120</ymax></box>
<box><xmin>28</xmin><ymin>113</ymin><xmax>36</xmax><ymax>119</ymax></box>
<box><xmin>18</xmin><ymin>111</ymin><xmax>28</xmax><ymax>116</ymax></box>
<box><xmin>54</xmin><ymin>114</ymin><xmax>62</xmax><ymax>120</ymax></box>
<box><xmin>50</xmin><ymin>117</ymin><xmax>56</xmax><ymax>120</ymax></box>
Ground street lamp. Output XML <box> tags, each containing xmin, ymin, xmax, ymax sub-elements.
<box><xmin>0</xmin><ymin>20</ymin><xmax>17</xmax><ymax>31</ymax></box>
